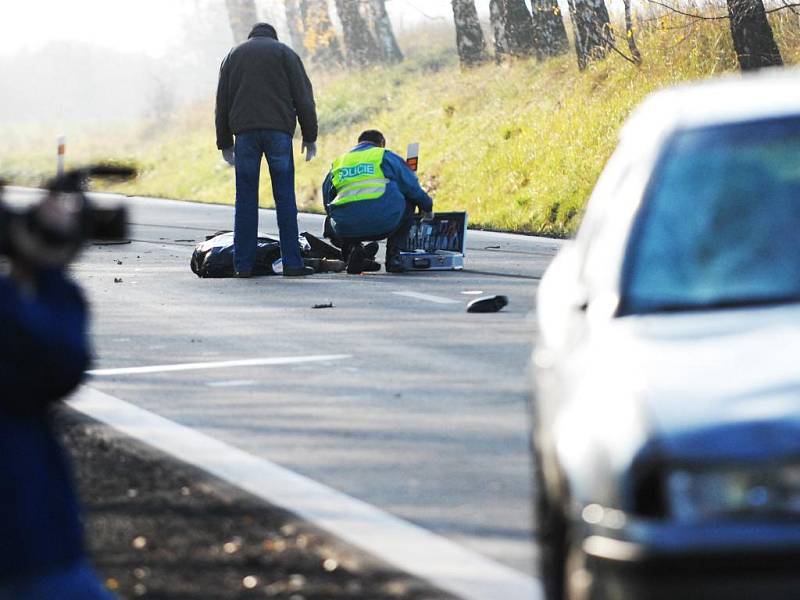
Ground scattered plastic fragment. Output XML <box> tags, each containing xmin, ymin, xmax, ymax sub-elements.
<box><xmin>467</xmin><ymin>295</ymin><xmax>509</xmax><ymax>313</ymax></box>
<box><xmin>131</xmin><ymin>536</ymin><xmax>147</xmax><ymax>549</ymax></box>
<box><xmin>484</xmin><ymin>245</ymin><xmax>501</xmax><ymax>250</ymax></box>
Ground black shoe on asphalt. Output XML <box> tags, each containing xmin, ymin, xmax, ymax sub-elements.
<box><xmin>362</xmin><ymin>259</ymin><xmax>382</xmax><ymax>272</ymax></box>
<box><xmin>282</xmin><ymin>265</ymin><xmax>315</xmax><ymax>277</ymax></box>
<box><xmin>346</xmin><ymin>244</ymin><xmax>366</xmax><ymax>274</ymax></box>
<box><xmin>384</xmin><ymin>245</ymin><xmax>405</xmax><ymax>273</ymax></box>
<box><xmin>385</xmin><ymin>260</ymin><xmax>405</xmax><ymax>273</ymax></box>
<box><xmin>363</xmin><ymin>241</ymin><xmax>379</xmax><ymax>259</ymax></box>
<box><xmin>234</xmin><ymin>270</ymin><xmax>252</xmax><ymax>278</ymax></box>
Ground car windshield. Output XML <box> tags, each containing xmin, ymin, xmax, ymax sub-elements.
<box><xmin>621</xmin><ymin>116</ymin><xmax>800</xmax><ymax>315</ymax></box>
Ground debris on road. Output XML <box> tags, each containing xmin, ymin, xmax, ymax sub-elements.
<box><xmin>484</xmin><ymin>245</ymin><xmax>501</xmax><ymax>250</ymax></box>
<box><xmin>113</xmin><ymin>277</ymin><xmax>123</xmax><ymax>283</ymax></box>
<box><xmin>466</xmin><ymin>295</ymin><xmax>508</xmax><ymax>313</ymax></box>
<box><xmin>312</xmin><ymin>302</ymin><xmax>335</xmax><ymax>309</ymax></box>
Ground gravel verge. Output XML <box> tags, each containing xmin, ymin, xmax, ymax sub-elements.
<box><xmin>55</xmin><ymin>407</ymin><xmax>454</xmax><ymax>600</ymax></box>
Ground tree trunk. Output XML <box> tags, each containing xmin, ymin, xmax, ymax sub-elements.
<box><xmin>623</xmin><ymin>0</ymin><xmax>642</xmax><ymax>64</ymax></box>
<box><xmin>366</xmin><ymin>0</ymin><xmax>404</xmax><ymax>64</ymax></box>
<box><xmin>502</xmin><ymin>0</ymin><xmax>536</xmax><ymax>57</ymax></box>
<box><xmin>225</xmin><ymin>0</ymin><xmax>259</xmax><ymax>43</ymax></box>
<box><xmin>726</xmin><ymin>0</ymin><xmax>783</xmax><ymax>70</ymax></box>
<box><xmin>451</xmin><ymin>0</ymin><xmax>488</xmax><ymax>67</ymax></box>
<box><xmin>300</xmin><ymin>0</ymin><xmax>345</xmax><ymax>67</ymax></box>
<box><xmin>335</xmin><ymin>0</ymin><xmax>382</xmax><ymax>67</ymax></box>
<box><xmin>530</xmin><ymin>0</ymin><xmax>569</xmax><ymax>59</ymax></box>
<box><xmin>489</xmin><ymin>0</ymin><xmax>511</xmax><ymax>61</ymax></box>
<box><xmin>566</xmin><ymin>0</ymin><xmax>612</xmax><ymax>69</ymax></box>
<box><xmin>284</xmin><ymin>0</ymin><xmax>308</xmax><ymax>58</ymax></box>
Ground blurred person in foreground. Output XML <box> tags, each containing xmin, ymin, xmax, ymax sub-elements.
<box><xmin>215</xmin><ymin>22</ymin><xmax>318</xmax><ymax>278</ymax></box>
<box><xmin>322</xmin><ymin>130</ymin><xmax>434</xmax><ymax>274</ymax></box>
<box><xmin>0</xmin><ymin>198</ymin><xmax>112</xmax><ymax>599</ymax></box>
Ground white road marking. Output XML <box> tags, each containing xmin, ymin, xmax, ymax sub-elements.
<box><xmin>87</xmin><ymin>355</ymin><xmax>351</xmax><ymax>377</ymax></box>
<box><xmin>68</xmin><ymin>387</ymin><xmax>542</xmax><ymax>600</ymax></box>
<box><xmin>205</xmin><ymin>380</ymin><xmax>259</xmax><ymax>388</ymax></box>
<box><xmin>461</xmin><ymin>290</ymin><xmax>484</xmax><ymax>295</ymax></box>
<box><xmin>392</xmin><ymin>291</ymin><xmax>460</xmax><ymax>304</ymax></box>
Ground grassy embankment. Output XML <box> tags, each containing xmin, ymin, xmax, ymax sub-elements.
<box><xmin>2</xmin><ymin>14</ymin><xmax>799</xmax><ymax>237</ymax></box>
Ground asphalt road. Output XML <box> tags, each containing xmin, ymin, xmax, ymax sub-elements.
<box><xmin>6</xmin><ymin>187</ymin><xmax>561</xmax><ymax>577</ymax></box>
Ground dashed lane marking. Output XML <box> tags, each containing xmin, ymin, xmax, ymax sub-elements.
<box><xmin>392</xmin><ymin>291</ymin><xmax>460</xmax><ymax>305</ymax></box>
<box><xmin>68</xmin><ymin>387</ymin><xmax>542</xmax><ymax>600</ymax></box>
<box><xmin>86</xmin><ymin>355</ymin><xmax>351</xmax><ymax>377</ymax></box>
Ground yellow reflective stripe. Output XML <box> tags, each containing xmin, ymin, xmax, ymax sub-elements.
<box><xmin>340</xmin><ymin>178</ymin><xmax>389</xmax><ymax>188</ymax></box>
<box><xmin>330</xmin><ymin>188</ymin><xmax>386</xmax><ymax>206</ymax></box>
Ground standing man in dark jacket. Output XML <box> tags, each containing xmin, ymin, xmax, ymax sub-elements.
<box><xmin>322</xmin><ymin>130</ymin><xmax>434</xmax><ymax>274</ymax></box>
<box><xmin>215</xmin><ymin>22</ymin><xmax>318</xmax><ymax>277</ymax></box>
<box><xmin>0</xmin><ymin>253</ymin><xmax>111</xmax><ymax>595</ymax></box>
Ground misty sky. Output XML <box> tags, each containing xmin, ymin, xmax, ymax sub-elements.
<box><xmin>0</xmin><ymin>0</ymin><xmax>461</xmax><ymax>58</ymax></box>
<box><xmin>0</xmin><ymin>1</ymin><xmax>198</xmax><ymax>57</ymax></box>
<box><xmin>0</xmin><ymin>0</ymin><xmax>490</xmax><ymax>125</ymax></box>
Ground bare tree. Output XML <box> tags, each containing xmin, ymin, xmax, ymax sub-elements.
<box><xmin>504</xmin><ymin>0</ymin><xmax>537</xmax><ymax>57</ymax></box>
<box><xmin>727</xmin><ymin>0</ymin><xmax>782</xmax><ymax>69</ymax></box>
<box><xmin>284</xmin><ymin>0</ymin><xmax>308</xmax><ymax>58</ymax></box>
<box><xmin>451</xmin><ymin>0</ymin><xmax>488</xmax><ymax>66</ymax></box>
<box><xmin>530</xmin><ymin>0</ymin><xmax>569</xmax><ymax>59</ymax></box>
<box><xmin>622</xmin><ymin>0</ymin><xmax>642</xmax><ymax>63</ymax></box>
<box><xmin>225</xmin><ymin>0</ymin><xmax>259</xmax><ymax>43</ymax></box>
<box><xmin>490</xmin><ymin>0</ymin><xmax>511</xmax><ymax>60</ymax></box>
<box><xmin>300</xmin><ymin>0</ymin><xmax>345</xmax><ymax>67</ymax></box>
<box><xmin>335</xmin><ymin>0</ymin><xmax>382</xmax><ymax>66</ymax></box>
<box><xmin>365</xmin><ymin>0</ymin><xmax>404</xmax><ymax>64</ymax></box>
<box><xmin>566</xmin><ymin>0</ymin><xmax>612</xmax><ymax>69</ymax></box>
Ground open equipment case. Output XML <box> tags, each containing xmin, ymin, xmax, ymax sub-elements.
<box><xmin>399</xmin><ymin>211</ymin><xmax>467</xmax><ymax>271</ymax></box>
<box><xmin>399</xmin><ymin>142</ymin><xmax>467</xmax><ymax>271</ymax></box>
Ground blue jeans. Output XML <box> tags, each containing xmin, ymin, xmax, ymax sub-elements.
<box><xmin>0</xmin><ymin>560</ymin><xmax>115</xmax><ymax>600</ymax></box>
<box><xmin>233</xmin><ymin>130</ymin><xmax>303</xmax><ymax>272</ymax></box>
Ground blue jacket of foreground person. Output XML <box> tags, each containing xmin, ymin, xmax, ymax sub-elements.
<box><xmin>322</xmin><ymin>142</ymin><xmax>433</xmax><ymax>239</ymax></box>
<box><xmin>0</xmin><ymin>269</ymin><xmax>91</xmax><ymax>583</ymax></box>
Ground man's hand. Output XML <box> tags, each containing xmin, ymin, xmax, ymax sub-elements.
<box><xmin>302</xmin><ymin>141</ymin><xmax>317</xmax><ymax>162</ymax></box>
<box><xmin>420</xmin><ymin>210</ymin><xmax>435</xmax><ymax>222</ymax></box>
<box><xmin>221</xmin><ymin>147</ymin><xmax>235</xmax><ymax>167</ymax></box>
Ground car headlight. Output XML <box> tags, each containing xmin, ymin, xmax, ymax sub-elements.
<box><xmin>667</xmin><ymin>465</ymin><xmax>800</xmax><ymax>522</ymax></box>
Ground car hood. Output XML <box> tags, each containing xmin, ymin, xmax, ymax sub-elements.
<box><xmin>603</xmin><ymin>303</ymin><xmax>800</xmax><ymax>463</ymax></box>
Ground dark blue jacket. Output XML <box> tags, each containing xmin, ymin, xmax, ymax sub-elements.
<box><xmin>322</xmin><ymin>142</ymin><xmax>433</xmax><ymax>239</ymax></box>
<box><xmin>0</xmin><ymin>269</ymin><xmax>90</xmax><ymax>581</ymax></box>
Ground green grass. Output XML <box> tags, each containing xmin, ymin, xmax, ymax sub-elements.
<box><xmin>2</xmin><ymin>14</ymin><xmax>798</xmax><ymax>237</ymax></box>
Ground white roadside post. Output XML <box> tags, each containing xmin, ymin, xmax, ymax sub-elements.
<box><xmin>56</xmin><ymin>135</ymin><xmax>66</xmax><ymax>177</ymax></box>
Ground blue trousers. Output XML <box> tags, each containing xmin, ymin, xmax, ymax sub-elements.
<box><xmin>233</xmin><ymin>130</ymin><xmax>303</xmax><ymax>272</ymax></box>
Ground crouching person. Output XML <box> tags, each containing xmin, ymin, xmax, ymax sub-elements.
<box><xmin>322</xmin><ymin>130</ymin><xmax>433</xmax><ymax>274</ymax></box>
<box><xmin>0</xmin><ymin>262</ymin><xmax>112</xmax><ymax>598</ymax></box>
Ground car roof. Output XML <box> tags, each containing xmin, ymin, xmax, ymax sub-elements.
<box><xmin>621</xmin><ymin>67</ymin><xmax>800</xmax><ymax>141</ymax></box>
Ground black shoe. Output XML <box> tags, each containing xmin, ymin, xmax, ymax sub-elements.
<box><xmin>346</xmin><ymin>244</ymin><xmax>366</xmax><ymax>274</ymax></box>
<box><xmin>385</xmin><ymin>260</ymin><xmax>405</xmax><ymax>273</ymax></box>
<box><xmin>385</xmin><ymin>246</ymin><xmax>405</xmax><ymax>273</ymax></box>
<box><xmin>234</xmin><ymin>270</ymin><xmax>252</xmax><ymax>278</ymax></box>
<box><xmin>362</xmin><ymin>259</ymin><xmax>382</xmax><ymax>272</ymax></box>
<box><xmin>363</xmin><ymin>241</ymin><xmax>379</xmax><ymax>259</ymax></box>
<box><xmin>283</xmin><ymin>265</ymin><xmax>315</xmax><ymax>277</ymax></box>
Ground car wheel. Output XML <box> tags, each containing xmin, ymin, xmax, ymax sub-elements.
<box><xmin>535</xmin><ymin>474</ymin><xmax>567</xmax><ymax>600</ymax></box>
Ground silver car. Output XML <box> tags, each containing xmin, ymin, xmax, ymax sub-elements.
<box><xmin>532</xmin><ymin>69</ymin><xmax>800</xmax><ymax>600</ymax></box>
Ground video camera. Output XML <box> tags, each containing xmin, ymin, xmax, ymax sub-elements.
<box><xmin>0</xmin><ymin>165</ymin><xmax>135</xmax><ymax>268</ymax></box>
